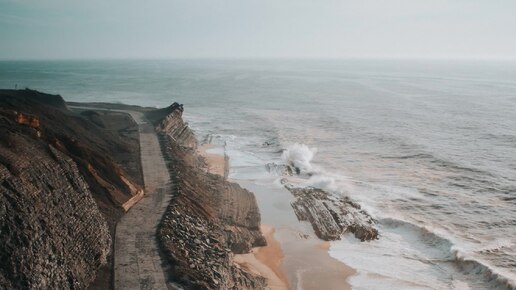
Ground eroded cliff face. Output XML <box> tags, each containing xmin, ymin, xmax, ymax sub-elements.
<box><xmin>149</xmin><ymin>105</ymin><xmax>267</xmax><ymax>289</ymax></box>
<box><xmin>0</xmin><ymin>133</ymin><xmax>110</xmax><ymax>289</ymax></box>
<box><xmin>0</xmin><ymin>89</ymin><xmax>144</xmax><ymax>289</ymax></box>
<box><xmin>147</xmin><ymin>103</ymin><xmax>199</xmax><ymax>165</ymax></box>
<box><xmin>0</xmin><ymin>90</ymin><xmax>144</xmax><ymax>219</ymax></box>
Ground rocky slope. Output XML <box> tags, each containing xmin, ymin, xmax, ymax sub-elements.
<box><xmin>0</xmin><ymin>89</ymin><xmax>144</xmax><ymax>289</ymax></box>
<box><xmin>147</xmin><ymin>104</ymin><xmax>267</xmax><ymax>289</ymax></box>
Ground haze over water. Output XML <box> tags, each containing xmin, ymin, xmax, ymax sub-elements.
<box><xmin>1</xmin><ymin>59</ymin><xmax>515</xmax><ymax>289</ymax></box>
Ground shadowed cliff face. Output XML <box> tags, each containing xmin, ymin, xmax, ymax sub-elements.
<box><xmin>0</xmin><ymin>90</ymin><xmax>143</xmax><ymax>219</ymax></box>
<box><xmin>150</xmin><ymin>105</ymin><xmax>267</xmax><ymax>289</ymax></box>
<box><xmin>0</xmin><ymin>141</ymin><xmax>111</xmax><ymax>289</ymax></box>
<box><xmin>147</xmin><ymin>102</ymin><xmax>198</xmax><ymax>152</ymax></box>
<box><xmin>0</xmin><ymin>89</ymin><xmax>144</xmax><ymax>289</ymax></box>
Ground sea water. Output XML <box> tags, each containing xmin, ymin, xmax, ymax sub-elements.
<box><xmin>1</xmin><ymin>59</ymin><xmax>515</xmax><ymax>289</ymax></box>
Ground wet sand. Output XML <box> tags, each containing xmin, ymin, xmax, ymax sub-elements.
<box><xmin>241</xmin><ymin>181</ymin><xmax>355</xmax><ymax>290</ymax></box>
<box><xmin>254</xmin><ymin>225</ymin><xmax>290</xmax><ymax>287</ymax></box>
<box><xmin>294</xmin><ymin>240</ymin><xmax>355</xmax><ymax>290</ymax></box>
<box><xmin>234</xmin><ymin>225</ymin><xmax>290</xmax><ymax>290</ymax></box>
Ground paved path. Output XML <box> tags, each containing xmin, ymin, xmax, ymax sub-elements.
<box><xmin>113</xmin><ymin>111</ymin><xmax>173</xmax><ymax>290</ymax></box>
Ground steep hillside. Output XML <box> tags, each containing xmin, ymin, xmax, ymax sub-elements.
<box><xmin>0</xmin><ymin>89</ymin><xmax>143</xmax><ymax>289</ymax></box>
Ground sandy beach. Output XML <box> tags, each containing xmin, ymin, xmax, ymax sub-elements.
<box><xmin>234</xmin><ymin>225</ymin><xmax>290</xmax><ymax>290</ymax></box>
<box><xmin>198</xmin><ymin>143</ymin><xmax>355</xmax><ymax>290</ymax></box>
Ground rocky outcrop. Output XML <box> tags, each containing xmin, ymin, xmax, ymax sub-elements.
<box><xmin>284</xmin><ymin>181</ymin><xmax>379</xmax><ymax>241</ymax></box>
<box><xmin>266</xmin><ymin>159</ymin><xmax>379</xmax><ymax>241</ymax></box>
<box><xmin>14</xmin><ymin>112</ymin><xmax>40</xmax><ymax>129</ymax></box>
<box><xmin>218</xmin><ymin>182</ymin><xmax>265</xmax><ymax>253</ymax></box>
<box><xmin>147</xmin><ymin>102</ymin><xmax>197</xmax><ymax>150</ymax></box>
<box><xmin>153</xmin><ymin>105</ymin><xmax>267</xmax><ymax>289</ymax></box>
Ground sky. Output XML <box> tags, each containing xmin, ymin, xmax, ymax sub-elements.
<box><xmin>1</xmin><ymin>0</ymin><xmax>516</xmax><ymax>60</ymax></box>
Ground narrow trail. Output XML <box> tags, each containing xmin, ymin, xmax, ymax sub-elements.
<box><xmin>114</xmin><ymin>111</ymin><xmax>173</xmax><ymax>290</ymax></box>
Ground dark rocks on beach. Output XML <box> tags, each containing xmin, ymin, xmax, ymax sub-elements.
<box><xmin>284</xmin><ymin>181</ymin><xmax>379</xmax><ymax>242</ymax></box>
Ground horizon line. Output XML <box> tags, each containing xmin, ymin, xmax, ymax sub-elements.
<box><xmin>2</xmin><ymin>56</ymin><xmax>516</xmax><ymax>62</ymax></box>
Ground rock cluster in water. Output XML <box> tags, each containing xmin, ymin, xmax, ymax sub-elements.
<box><xmin>266</xmin><ymin>160</ymin><xmax>379</xmax><ymax>241</ymax></box>
<box><xmin>284</xmin><ymin>181</ymin><xmax>379</xmax><ymax>242</ymax></box>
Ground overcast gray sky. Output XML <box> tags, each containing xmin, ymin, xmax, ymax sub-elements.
<box><xmin>1</xmin><ymin>0</ymin><xmax>515</xmax><ymax>60</ymax></box>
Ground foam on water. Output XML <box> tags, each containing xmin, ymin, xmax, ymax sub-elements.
<box><xmin>219</xmin><ymin>138</ymin><xmax>516</xmax><ymax>289</ymax></box>
<box><xmin>263</xmin><ymin>140</ymin><xmax>516</xmax><ymax>289</ymax></box>
<box><xmin>330</xmin><ymin>217</ymin><xmax>515</xmax><ymax>290</ymax></box>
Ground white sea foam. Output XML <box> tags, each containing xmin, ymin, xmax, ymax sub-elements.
<box><xmin>281</xmin><ymin>143</ymin><xmax>317</xmax><ymax>174</ymax></box>
<box><xmin>330</xmin><ymin>217</ymin><xmax>516</xmax><ymax>290</ymax></box>
<box><xmin>305</xmin><ymin>174</ymin><xmax>337</xmax><ymax>190</ymax></box>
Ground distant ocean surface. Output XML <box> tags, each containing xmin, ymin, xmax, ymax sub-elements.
<box><xmin>1</xmin><ymin>59</ymin><xmax>515</xmax><ymax>289</ymax></box>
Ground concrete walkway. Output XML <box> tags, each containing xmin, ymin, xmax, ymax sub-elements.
<box><xmin>114</xmin><ymin>111</ymin><xmax>172</xmax><ymax>290</ymax></box>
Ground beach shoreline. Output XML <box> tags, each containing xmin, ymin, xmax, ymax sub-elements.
<box><xmin>198</xmin><ymin>142</ymin><xmax>355</xmax><ymax>289</ymax></box>
<box><xmin>198</xmin><ymin>143</ymin><xmax>289</xmax><ymax>288</ymax></box>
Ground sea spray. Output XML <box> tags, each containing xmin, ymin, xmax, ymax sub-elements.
<box><xmin>281</xmin><ymin>143</ymin><xmax>317</xmax><ymax>174</ymax></box>
<box><xmin>305</xmin><ymin>174</ymin><xmax>337</xmax><ymax>191</ymax></box>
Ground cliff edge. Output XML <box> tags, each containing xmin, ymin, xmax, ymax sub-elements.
<box><xmin>146</xmin><ymin>104</ymin><xmax>267</xmax><ymax>289</ymax></box>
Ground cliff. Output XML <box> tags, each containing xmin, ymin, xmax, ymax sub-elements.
<box><xmin>146</xmin><ymin>102</ymin><xmax>198</xmax><ymax>150</ymax></box>
<box><xmin>0</xmin><ymin>89</ymin><xmax>144</xmax><ymax>289</ymax></box>
<box><xmin>0</xmin><ymin>142</ymin><xmax>110</xmax><ymax>289</ymax></box>
<box><xmin>147</xmin><ymin>105</ymin><xmax>267</xmax><ymax>289</ymax></box>
<box><xmin>0</xmin><ymin>90</ymin><xmax>144</xmax><ymax>218</ymax></box>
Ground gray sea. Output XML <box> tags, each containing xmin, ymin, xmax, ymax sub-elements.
<box><xmin>1</xmin><ymin>59</ymin><xmax>515</xmax><ymax>289</ymax></box>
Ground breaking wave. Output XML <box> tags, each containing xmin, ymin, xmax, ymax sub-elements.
<box><xmin>381</xmin><ymin>218</ymin><xmax>516</xmax><ymax>290</ymax></box>
<box><xmin>276</xmin><ymin>143</ymin><xmax>341</xmax><ymax>192</ymax></box>
<box><xmin>281</xmin><ymin>143</ymin><xmax>317</xmax><ymax>174</ymax></box>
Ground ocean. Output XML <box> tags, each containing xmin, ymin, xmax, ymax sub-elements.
<box><xmin>1</xmin><ymin>59</ymin><xmax>515</xmax><ymax>289</ymax></box>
